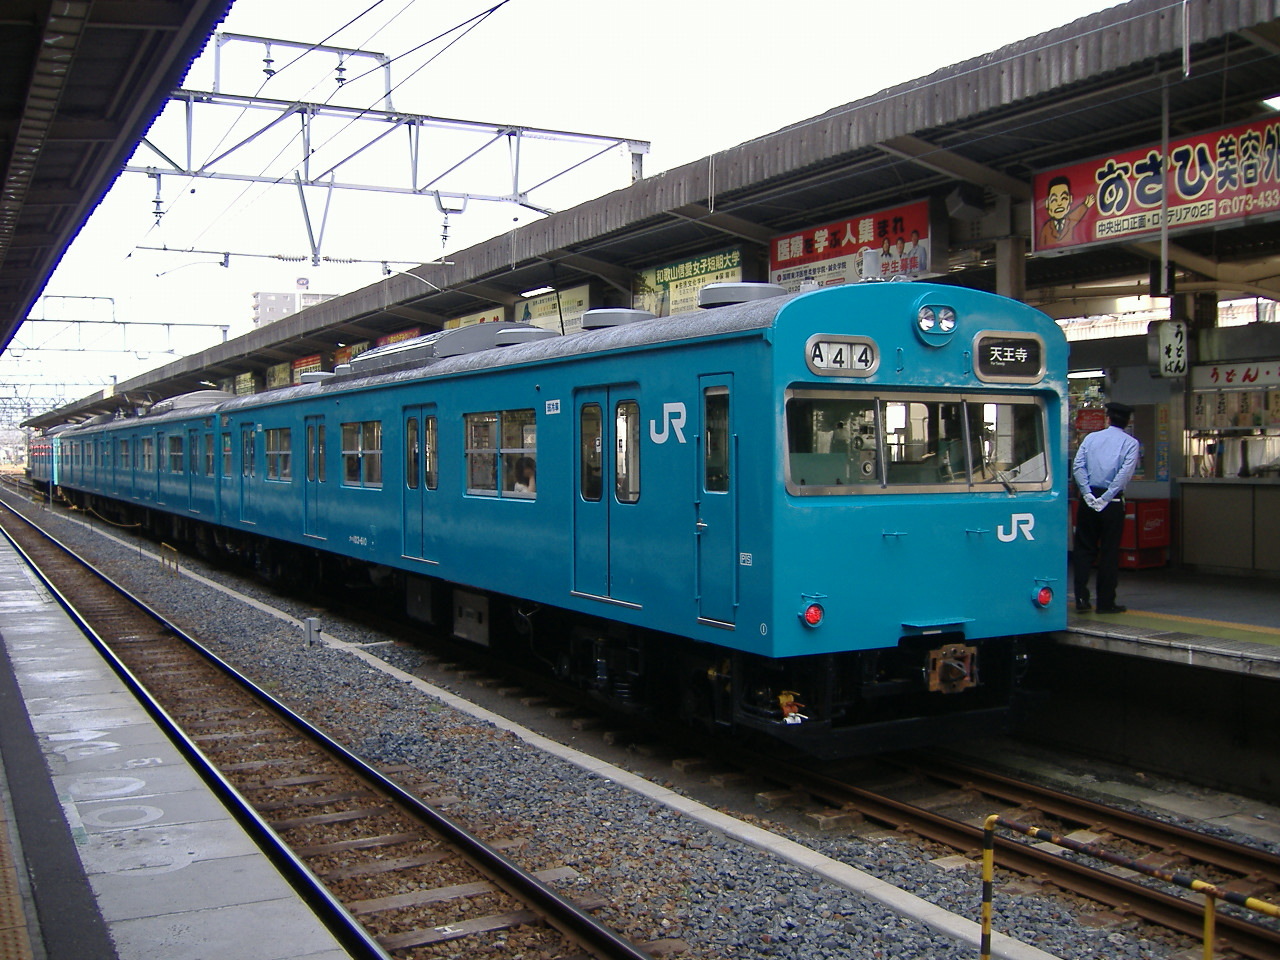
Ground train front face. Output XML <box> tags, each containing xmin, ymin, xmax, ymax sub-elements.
<box><xmin>763</xmin><ymin>282</ymin><xmax>1068</xmax><ymax>733</ymax></box>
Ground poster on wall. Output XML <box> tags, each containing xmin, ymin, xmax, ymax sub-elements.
<box><xmin>769</xmin><ymin>200</ymin><xmax>941</xmax><ymax>292</ymax></box>
<box><xmin>1033</xmin><ymin>117</ymin><xmax>1280</xmax><ymax>254</ymax></box>
<box><xmin>633</xmin><ymin>248</ymin><xmax>743</xmax><ymax>316</ymax></box>
<box><xmin>517</xmin><ymin>284</ymin><xmax>590</xmax><ymax>334</ymax></box>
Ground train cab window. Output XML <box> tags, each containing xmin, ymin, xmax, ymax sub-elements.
<box><xmin>580</xmin><ymin>404</ymin><xmax>602</xmax><ymax>502</ymax></box>
<box><xmin>786</xmin><ymin>395</ymin><xmax>879</xmax><ymax>488</ymax></box>
<box><xmin>616</xmin><ymin>401</ymin><xmax>641</xmax><ymax>503</ymax></box>
<box><xmin>883</xmin><ymin>400</ymin><xmax>969</xmax><ymax>486</ymax></box>
<box><xmin>265</xmin><ymin>428</ymin><xmax>292</xmax><ymax>481</ymax></box>
<box><xmin>704</xmin><ymin>387</ymin><xmax>730</xmax><ymax>492</ymax></box>
<box><xmin>785</xmin><ymin>389</ymin><xmax>1049</xmax><ymax>494</ymax></box>
<box><xmin>341</xmin><ymin>421</ymin><xmax>382</xmax><ymax>488</ymax></box>
<box><xmin>969</xmin><ymin>400</ymin><xmax>1048</xmax><ymax>489</ymax></box>
<box><xmin>168</xmin><ymin>436</ymin><xmax>184</xmax><ymax>474</ymax></box>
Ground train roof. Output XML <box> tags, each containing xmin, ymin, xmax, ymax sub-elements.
<box><xmin>57</xmin><ymin>282</ymin><xmax>1061</xmax><ymax>430</ymax></box>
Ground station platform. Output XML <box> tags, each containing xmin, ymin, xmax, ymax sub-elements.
<box><xmin>1065</xmin><ymin>560</ymin><xmax>1280</xmax><ymax>679</ymax></box>
<box><xmin>0</xmin><ymin>535</ymin><xmax>351</xmax><ymax>960</ymax></box>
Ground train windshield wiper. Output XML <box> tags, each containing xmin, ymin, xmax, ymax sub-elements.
<box><xmin>994</xmin><ymin>469</ymin><xmax>1017</xmax><ymax>495</ymax></box>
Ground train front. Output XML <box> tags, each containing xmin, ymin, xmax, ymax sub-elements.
<box><xmin>757</xmin><ymin>281</ymin><xmax>1068</xmax><ymax>753</ymax></box>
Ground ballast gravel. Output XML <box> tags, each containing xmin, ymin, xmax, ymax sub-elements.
<box><xmin>7</xmin><ymin>494</ymin><xmax>1219</xmax><ymax>960</ymax></box>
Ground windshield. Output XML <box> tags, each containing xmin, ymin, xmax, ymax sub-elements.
<box><xmin>786</xmin><ymin>390</ymin><xmax>1048</xmax><ymax>494</ymax></box>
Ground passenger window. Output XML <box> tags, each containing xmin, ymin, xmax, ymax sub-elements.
<box><xmin>341</xmin><ymin>421</ymin><xmax>382</xmax><ymax>488</ymax></box>
<box><xmin>616</xmin><ymin>401</ymin><xmax>640</xmax><ymax>503</ymax></box>
<box><xmin>466</xmin><ymin>410</ymin><xmax>535</xmax><ymax>498</ymax></box>
<box><xmin>580</xmin><ymin>404</ymin><xmax>602</xmax><ymax>502</ymax></box>
<box><xmin>704</xmin><ymin>387</ymin><xmax>729</xmax><ymax>492</ymax></box>
<box><xmin>265</xmin><ymin>428</ymin><xmax>292</xmax><ymax>480</ymax></box>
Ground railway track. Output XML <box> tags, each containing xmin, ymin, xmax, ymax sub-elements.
<box><xmin>747</xmin><ymin>752</ymin><xmax>1280</xmax><ymax>960</ymax></box>
<box><xmin>0</xmin><ymin>498</ymin><xmax>657</xmax><ymax>960</ymax></box>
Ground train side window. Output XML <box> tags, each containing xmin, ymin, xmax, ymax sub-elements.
<box><xmin>265</xmin><ymin>428</ymin><xmax>292</xmax><ymax>481</ymax></box>
<box><xmin>119</xmin><ymin>439</ymin><xmax>128</xmax><ymax>469</ymax></box>
<box><xmin>501</xmin><ymin>409</ymin><xmax>536</xmax><ymax>499</ymax></box>
<box><xmin>204</xmin><ymin>434</ymin><xmax>214</xmax><ymax>476</ymax></box>
<box><xmin>221</xmin><ymin>433</ymin><xmax>232</xmax><ymax>477</ymax></box>
<box><xmin>465</xmin><ymin>412</ymin><xmax>498</xmax><ymax>495</ymax></box>
<box><xmin>616</xmin><ymin>401</ymin><xmax>640</xmax><ymax>503</ymax></box>
<box><xmin>704</xmin><ymin>387</ymin><xmax>729</xmax><ymax>492</ymax></box>
<box><xmin>466</xmin><ymin>410</ymin><xmax>535</xmax><ymax>498</ymax></box>
<box><xmin>580</xmin><ymin>404</ymin><xmax>602</xmax><ymax>502</ymax></box>
<box><xmin>406</xmin><ymin>417</ymin><xmax>419</xmax><ymax>489</ymax></box>
<box><xmin>142</xmin><ymin>437</ymin><xmax>155</xmax><ymax>473</ymax></box>
<box><xmin>424</xmin><ymin>416</ymin><xmax>437</xmax><ymax>490</ymax></box>
<box><xmin>341</xmin><ymin>421</ymin><xmax>382</xmax><ymax>488</ymax></box>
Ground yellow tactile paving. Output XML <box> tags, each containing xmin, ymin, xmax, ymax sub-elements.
<box><xmin>0</xmin><ymin>813</ymin><xmax>34</xmax><ymax>960</ymax></box>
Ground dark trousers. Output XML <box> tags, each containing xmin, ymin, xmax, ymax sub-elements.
<box><xmin>1074</xmin><ymin>494</ymin><xmax>1125</xmax><ymax>607</ymax></box>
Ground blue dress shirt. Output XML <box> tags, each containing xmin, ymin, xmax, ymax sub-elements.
<box><xmin>1073</xmin><ymin>424</ymin><xmax>1140</xmax><ymax>505</ymax></box>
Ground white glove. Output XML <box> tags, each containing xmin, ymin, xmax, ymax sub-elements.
<box><xmin>1091</xmin><ymin>496</ymin><xmax>1109</xmax><ymax>512</ymax></box>
<box><xmin>1082</xmin><ymin>492</ymin><xmax>1097</xmax><ymax>509</ymax></box>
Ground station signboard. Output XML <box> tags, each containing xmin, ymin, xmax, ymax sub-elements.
<box><xmin>1033</xmin><ymin>116</ymin><xmax>1280</xmax><ymax>254</ymax></box>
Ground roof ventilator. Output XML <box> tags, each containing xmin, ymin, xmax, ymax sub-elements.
<box><xmin>581</xmin><ymin>308</ymin><xmax>654</xmax><ymax>330</ymax></box>
<box><xmin>147</xmin><ymin>390</ymin><xmax>237</xmax><ymax>416</ymax></box>
<box><xmin>697</xmin><ymin>282</ymin><xmax>787</xmax><ymax>308</ymax></box>
<box><xmin>494</xmin><ymin>326</ymin><xmax>561</xmax><ymax>346</ymax></box>
<box><xmin>344</xmin><ymin>321</ymin><xmax>544</xmax><ymax>376</ymax></box>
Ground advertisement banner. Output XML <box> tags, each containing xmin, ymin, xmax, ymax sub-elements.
<box><xmin>769</xmin><ymin>200</ymin><xmax>938</xmax><ymax>291</ymax></box>
<box><xmin>516</xmin><ymin>284</ymin><xmax>590</xmax><ymax>334</ymax></box>
<box><xmin>445</xmin><ymin>307</ymin><xmax>506</xmax><ymax>329</ymax></box>
<box><xmin>633</xmin><ymin>248</ymin><xmax>743</xmax><ymax>316</ymax></box>
<box><xmin>1033</xmin><ymin>117</ymin><xmax>1280</xmax><ymax>254</ymax></box>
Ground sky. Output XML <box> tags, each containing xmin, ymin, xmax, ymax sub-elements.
<box><xmin>4</xmin><ymin>0</ymin><xmax>1125</xmax><ymax>421</ymax></box>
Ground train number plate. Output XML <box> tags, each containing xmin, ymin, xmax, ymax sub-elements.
<box><xmin>805</xmin><ymin>335</ymin><xmax>879</xmax><ymax>377</ymax></box>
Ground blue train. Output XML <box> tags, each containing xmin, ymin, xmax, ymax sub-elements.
<box><xmin>29</xmin><ymin>281</ymin><xmax>1067</xmax><ymax>755</ymax></box>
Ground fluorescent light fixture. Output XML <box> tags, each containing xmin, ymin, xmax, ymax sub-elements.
<box><xmin>1264</xmin><ymin>95</ymin><xmax>1280</xmax><ymax>111</ymax></box>
<box><xmin>1068</xmin><ymin>369</ymin><xmax>1106</xmax><ymax>379</ymax></box>
<box><xmin>521</xmin><ymin>286</ymin><xmax>554</xmax><ymax>298</ymax></box>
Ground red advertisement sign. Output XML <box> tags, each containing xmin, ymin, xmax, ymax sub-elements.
<box><xmin>1033</xmin><ymin>117</ymin><xmax>1280</xmax><ymax>253</ymax></box>
<box><xmin>769</xmin><ymin>200</ymin><xmax>937</xmax><ymax>291</ymax></box>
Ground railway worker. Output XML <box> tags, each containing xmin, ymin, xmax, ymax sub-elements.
<box><xmin>1072</xmin><ymin>402</ymin><xmax>1140</xmax><ymax>614</ymax></box>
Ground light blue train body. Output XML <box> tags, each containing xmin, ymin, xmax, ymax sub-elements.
<box><xmin>32</xmin><ymin>282</ymin><xmax>1067</xmax><ymax>754</ymax></box>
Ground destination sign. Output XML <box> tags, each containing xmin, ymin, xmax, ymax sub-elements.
<box><xmin>805</xmin><ymin>336</ymin><xmax>879</xmax><ymax>377</ymax></box>
<box><xmin>974</xmin><ymin>333</ymin><xmax>1045</xmax><ymax>382</ymax></box>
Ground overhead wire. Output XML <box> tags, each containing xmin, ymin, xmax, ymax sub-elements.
<box><xmin>170</xmin><ymin>1</ymin><xmax>514</xmax><ymax>255</ymax></box>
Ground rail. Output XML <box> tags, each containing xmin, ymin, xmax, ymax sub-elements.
<box><xmin>981</xmin><ymin>814</ymin><xmax>1280</xmax><ymax>960</ymax></box>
